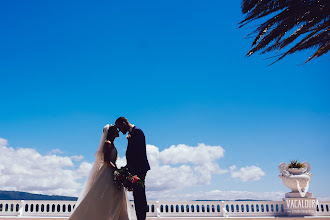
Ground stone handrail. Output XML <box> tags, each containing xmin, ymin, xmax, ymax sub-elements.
<box><xmin>0</xmin><ymin>200</ymin><xmax>329</xmax><ymax>218</ymax></box>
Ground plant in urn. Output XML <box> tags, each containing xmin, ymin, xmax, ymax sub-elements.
<box><xmin>279</xmin><ymin>160</ymin><xmax>313</xmax><ymax>198</ymax></box>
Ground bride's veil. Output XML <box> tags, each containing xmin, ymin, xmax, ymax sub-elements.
<box><xmin>75</xmin><ymin>124</ymin><xmax>110</xmax><ymax>207</ymax></box>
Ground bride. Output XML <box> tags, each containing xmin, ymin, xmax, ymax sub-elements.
<box><xmin>69</xmin><ymin>124</ymin><xmax>137</xmax><ymax>220</ymax></box>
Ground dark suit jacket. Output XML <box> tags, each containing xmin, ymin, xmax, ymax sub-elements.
<box><xmin>126</xmin><ymin>126</ymin><xmax>150</xmax><ymax>177</ymax></box>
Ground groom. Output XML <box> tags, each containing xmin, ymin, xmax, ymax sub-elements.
<box><xmin>115</xmin><ymin>117</ymin><xmax>150</xmax><ymax>220</ymax></box>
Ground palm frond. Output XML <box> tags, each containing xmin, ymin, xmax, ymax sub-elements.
<box><xmin>239</xmin><ymin>0</ymin><xmax>330</xmax><ymax>64</ymax></box>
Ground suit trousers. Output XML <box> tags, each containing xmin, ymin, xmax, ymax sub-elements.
<box><xmin>133</xmin><ymin>172</ymin><xmax>147</xmax><ymax>220</ymax></box>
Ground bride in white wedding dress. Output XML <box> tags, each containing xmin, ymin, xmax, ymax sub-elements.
<box><xmin>69</xmin><ymin>124</ymin><xmax>137</xmax><ymax>220</ymax></box>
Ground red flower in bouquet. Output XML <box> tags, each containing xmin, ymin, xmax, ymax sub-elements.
<box><xmin>130</xmin><ymin>175</ymin><xmax>139</xmax><ymax>184</ymax></box>
<box><xmin>113</xmin><ymin>167</ymin><xmax>144</xmax><ymax>191</ymax></box>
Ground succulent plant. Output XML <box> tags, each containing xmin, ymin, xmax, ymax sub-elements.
<box><xmin>288</xmin><ymin>160</ymin><xmax>304</xmax><ymax>168</ymax></box>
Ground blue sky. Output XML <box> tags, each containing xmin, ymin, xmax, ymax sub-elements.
<box><xmin>0</xmin><ymin>0</ymin><xmax>329</xmax><ymax>201</ymax></box>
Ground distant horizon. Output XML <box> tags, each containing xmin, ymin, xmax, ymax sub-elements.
<box><xmin>0</xmin><ymin>190</ymin><xmax>274</xmax><ymax>202</ymax></box>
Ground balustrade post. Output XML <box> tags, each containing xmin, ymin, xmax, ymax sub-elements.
<box><xmin>222</xmin><ymin>201</ymin><xmax>227</xmax><ymax>217</ymax></box>
<box><xmin>18</xmin><ymin>200</ymin><xmax>24</xmax><ymax>217</ymax></box>
<box><xmin>156</xmin><ymin>201</ymin><xmax>160</xmax><ymax>218</ymax></box>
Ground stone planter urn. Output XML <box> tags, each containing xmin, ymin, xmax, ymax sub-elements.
<box><xmin>278</xmin><ymin>162</ymin><xmax>313</xmax><ymax>198</ymax></box>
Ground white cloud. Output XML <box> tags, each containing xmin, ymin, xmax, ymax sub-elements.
<box><xmin>70</xmin><ymin>155</ymin><xmax>84</xmax><ymax>161</ymax></box>
<box><xmin>0</xmin><ymin>138</ymin><xmax>92</xmax><ymax>196</ymax></box>
<box><xmin>115</xmin><ymin>144</ymin><xmax>227</xmax><ymax>192</ymax></box>
<box><xmin>0</xmin><ymin>137</ymin><xmax>8</xmax><ymax>146</ymax></box>
<box><xmin>317</xmin><ymin>196</ymin><xmax>330</xmax><ymax>201</ymax></box>
<box><xmin>49</xmin><ymin>148</ymin><xmax>64</xmax><ymax>154</ymax></box>
<box><xmin>116</xmin><ymin>156</ymin><xmax>127</xmax><ymax>168</ymax></box>
<box><xmin>145</xmin><ymin>144</ymin><xmax>228</xmax><ymax>191</ymax></box>
<box><xmin>0</xmin><ymin>137</ymin><xmax>274</xmax><ymax>201</ymax></box>
<box><xmin>230</xmin><ymin>165</ymin><xmax>266</xmax><ymax>182</ymax></box>
<box><xmin>159</xmin><ymin>143</ymin><xmax>225</xmax><ymax>165</ymax></box>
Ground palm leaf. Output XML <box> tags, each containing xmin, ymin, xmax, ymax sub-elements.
<box><xmin>239</xmin><ymin>0</ymin><xmax>330</xmax><ymax>64</ymax></box>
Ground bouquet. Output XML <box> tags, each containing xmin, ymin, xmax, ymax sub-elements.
<box><xmin>112</xmin><ymin>165</ymin><xmax>144</xmax><ymax>191</ymax></box>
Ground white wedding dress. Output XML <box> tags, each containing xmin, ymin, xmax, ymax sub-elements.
<box><xmin>69</xmin><ymin>125</ymin><xmax>137</xmax><ymax>220</ymax></box>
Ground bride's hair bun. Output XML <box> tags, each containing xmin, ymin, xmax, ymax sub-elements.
<box><xmin>107</xmin><ymin>125</ymin><xmax>118</xmax><ymax>140</ymax></box>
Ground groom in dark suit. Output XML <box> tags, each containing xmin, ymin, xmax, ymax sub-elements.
<box><xmin>115</xmin><ymin>117</ymin><xmax>150</xmax><ymax>220</ymax></box>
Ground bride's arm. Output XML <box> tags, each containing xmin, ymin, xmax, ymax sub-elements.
<box><xmin>103</xmin><ymin>141</ymin><xmax>116</xmax><ymax>168</ymax></box>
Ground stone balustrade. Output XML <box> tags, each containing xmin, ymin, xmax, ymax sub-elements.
<box><xmin>0</xmin><ymin>200</ymin><xmax>330</xmax><ymax>218</ymax></box>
